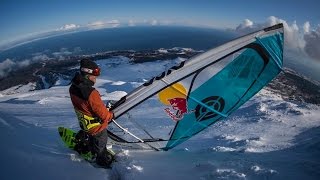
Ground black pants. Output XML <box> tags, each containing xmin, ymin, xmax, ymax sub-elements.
<box><xmin>91</xmin><ymin>129</ymin><xmax>109</xmax><ymax>154</ymax></box>
<box><xmin>75</xmin><ymin>129</ymin><xmax>113</xmax><ymax>167</ymax></box>
<box><xmin>91</xmin><ymin>129</ymin><xmax>113</xmax><ymax>167</ymax></box>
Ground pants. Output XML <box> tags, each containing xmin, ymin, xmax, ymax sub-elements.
<box><xmin>91</xmin><ymin>129</ymin><xmax>109</xmax><ymax>154</ymax></box>
<box><xmin>91</xmin><ymin>129</ymin><xmax>113</xmax><ymax>167</ymax></box>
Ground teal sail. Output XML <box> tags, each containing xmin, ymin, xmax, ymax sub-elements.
<box><xmin>108</xmin><ymin>24</ymin><xmax>284</xmax><ymax>151</ymax></box>
<box><xmin>165</xmin><ymin>33</ymin><xmax>283</xmax><ymax>149</ymax></box>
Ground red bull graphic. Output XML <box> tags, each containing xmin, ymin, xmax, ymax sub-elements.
<box><xmin>166</xmin><ymin>97</ymin><xmax>188</xmax><ymax>121</ymax></box>
<box><xmin>158</xmin><ymin>83</ymin><xmax>192</xmax><ymax>121</ymax></box>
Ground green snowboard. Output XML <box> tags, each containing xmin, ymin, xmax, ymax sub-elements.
<box><xmin>58</xmin><ymin>127</ymin><xmax>116</xmax><ymax>165</ymax></box>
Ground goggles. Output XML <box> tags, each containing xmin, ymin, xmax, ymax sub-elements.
<box><xmin>81</xmin><ymin>67</ymin><xmax>101</xmax><ymax>76</ymax></box>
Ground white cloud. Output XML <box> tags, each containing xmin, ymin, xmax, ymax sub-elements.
<box><xmin>73</xmin><ymin>47</ymin><xmax>82</xmax><ymax>54</ymax></box>
<box><xmin>304</xmin><ymin>26</ymin><xmax>320</xmax><ymax>61</ymax></box>
<box><xmin>236</xmin><ymin>19</ymin><xmax>253</xmax><ymax>31</ymax></box>
<box><xmin>128</xmin><ymin>20</ymin><xmax>136</xmax><ymax>27</ymax></box>
<box><xmin>234</xmin><ymin>16</ymin><xmax>320</xmax><ymax>61</ymax></box>
<box><xmin>303</xmin><ymin>21</ymin><xmax>310</xmax><ymax>33</ymax></box>
<box><xmin>128</xmin><ymin>19</ymin><xmax>173</xmax><ymax>26</ymax></box>
<box><xmin>18</xmin><ymin>59</ymin><xmax>31</xmax><ymax>67</ymax></box>
<box><xmin>160</xmin><ymin>20</ymin><xmax>173</xmax><ymax>25</ymax></box>
<box><xmin>267</xmin><ymin>17</ymin><xmax>304</xmax><ymax>50</ymax></box>
<box><xmin>32</xmin><ymin>54</ymin><xmax>50</xmax><ymax>62</ymax></box>
<box><xmin>88</xmin><ymin>20</ymin><xmax>120</xmax><ymax>29</ymax></box>
<box><xmin>58</xmin><ymin>24</ymin><xmax>80</xmax><ymax>31</ymax></box>
<box><xmin>0</xmin><ymin>59</ymin><xmax>31</xmax><ymax>78</ymax></box>
<box><xmin>0</xmin><ymin>59</ymin><xmax>15</xmax><ymax>78</ymax></box>
<box><xmin>151</xmin><ymin>19</ymin><xmax>158</xmax><ymax>26</ymax></box>
<box><xmin>88</xmin><ymin>21</ymin><xmax>105</xmax><ymax>28</ymax></box>
<box><xmin>52</xmin><ymin>48</ymin><xmax>73</xmax><ymax>60</ymax></box>
<box><xmin>0</xmin><ymin>48</ymin><xmax>75</xmax><ymax>78</ymax></box>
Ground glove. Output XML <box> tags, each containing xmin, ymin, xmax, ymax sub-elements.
<box><xmin>106</xmin><ymin>100</ymin><xmax>116</xmax><ymax>109</ymax></box>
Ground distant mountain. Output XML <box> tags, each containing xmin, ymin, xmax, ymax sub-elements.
<box><xmin>267</xmin><ymin>69</ymin><xmax>320</xmax><ymax>105</ymax></box>
<box><xmin>1</xmin><ymin>48</ymin><xmax>319</xmax><ymax>106</ymax></box>
<box><xmin>0</xmin><ymin>48</ymin><xmax>200</xmax><ymax>92</ymax></box>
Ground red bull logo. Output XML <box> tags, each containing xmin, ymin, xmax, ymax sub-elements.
<box><xmin>158</xmin><ymin>83</ymin><xmax>191</xmax><ymax>121</ymax></box>
<box><xmin>165</xmin><ymin>97</ymin><xmax>188</xmax><ymax>121</ymax></box>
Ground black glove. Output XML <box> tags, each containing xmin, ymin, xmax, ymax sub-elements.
<box><xmin>106</xmin><ymin>100</ymin><xmax>116</xmax><ymax>109</ymax></box>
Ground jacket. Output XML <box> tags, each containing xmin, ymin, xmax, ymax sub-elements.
<box><xmin>69</xmin><ymin>72</ymin><xmax>113</xmax><ymax>135</ymax></box>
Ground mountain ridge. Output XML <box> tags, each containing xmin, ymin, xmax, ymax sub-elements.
<box><xmin>1</xmin><ymin>49</ymin><xmax>319</xmax><ymax>106</ymax></box>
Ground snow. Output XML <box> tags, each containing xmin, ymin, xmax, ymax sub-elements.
<box><xmin>39</xmin><ymin>75</ymin><xmax>51</xmax><ymax>89</ymax></box>
<box><xmin>0</xmin><ymin>82</ymin><xmax>36</xmax><ymax>95</ymax></box>
<box><xmin>158</xmin><ymin>48</ymin><xmax>168</xmax><ymax>53</ymax></box>
<box><xmin>0</xmin><ymin>57</ymin><xmax>319</xmax><ymax>179</ymax></box>
<box><xmin>55</xmin><ymin>76</ymin><xmax>71</xmax><ymax>86</ymax></box>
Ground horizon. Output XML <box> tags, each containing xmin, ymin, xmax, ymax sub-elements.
<box><xmin>0</xmin><ymin>0</ymin><xmax>319</xmax><ymax>83</ymax></box>
<box><xmin>0</xmin><ymin>2</ymin><xmax>319</xmax><ymax>178</ymax></box>
<box><xmin>0</xmin><ymin>24</ymin><xmax>319</xmax><ymax>83</ymax></box>
<box><xmin>1</xmin><ymin>0</ymin><xmax>319</xmax><ymax>48</ymax></box>
<box><xmin>0</xmin><ymin>25</ymin><xmax>232</xmax><ymax>52</ymax></box>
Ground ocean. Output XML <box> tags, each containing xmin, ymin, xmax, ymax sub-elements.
<box><xmin>0</xmin><ymin>26</ymin><xmax>236</xmax><ymax>62</ymax></box>
<box><xmin>1</xmin><ymin>26</ymin><xmax>318</xmax><ymax>82</ymax></box>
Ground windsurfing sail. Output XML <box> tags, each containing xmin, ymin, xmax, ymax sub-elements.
<box><xmin>108</xmin><ymin>23</ymin><xmax>284</xmax><ymax>151</ymax></box>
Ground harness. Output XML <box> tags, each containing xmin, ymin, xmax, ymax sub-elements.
<box><xmin>75</xmin><ymin>109</ymin><xmax>101</xmax><ymax>131</ymax></box>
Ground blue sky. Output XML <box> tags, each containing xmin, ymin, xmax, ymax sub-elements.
<box><xmin>1</xmin><ymin>0</ymin><xmax>319</xmax><ymax>46</ymax></box>
<box><xmin>0</xmin><ymin>0</ymin><xmax>319</xmax><ymax>82</ymax></box>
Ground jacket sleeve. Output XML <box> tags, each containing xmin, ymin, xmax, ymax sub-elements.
<box><xmin>88</xmin><ymin>90</ymin><xmax>114</xmax><ymax>133</ymax></box>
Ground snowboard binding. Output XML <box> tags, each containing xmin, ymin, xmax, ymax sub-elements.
<box><xmin>73</xmin><ymin>130</ymin><xmax>96</xmax><ymax>161</ymax></box>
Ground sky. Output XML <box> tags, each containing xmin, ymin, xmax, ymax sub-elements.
<box><xmin>0</xmin><ymin>0</ymin><xmax>319</xmax><ymax>46</ymax></box>
<box><xmin>0</xmin><ymin>0</ymin><xmax>319</xmax><ymax>81</ymax></box>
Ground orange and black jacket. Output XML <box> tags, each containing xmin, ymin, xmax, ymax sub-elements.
<box><xmin>69</xmin><ymin>73</ymin><xmax>113</xmax><ymax>135</ymax></box>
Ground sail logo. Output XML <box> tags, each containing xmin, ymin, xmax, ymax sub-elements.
<box><xmin>165</xmin><ymin>97</ymin><xmax>189</xmax><ymax>121</ymax></box>
<box><xmin>158</xmin><ymin>82</ymin><xmax>192</xmax><ymax>121</ymax></box>
<box><xmin>195</xmin><ymin>96</ymin><xmax>225</xmax><ymax>121</ymax></box>
<box><xmin>143</xmin><ymin>61</ymin><xmax>185</xmax><ymax>86</ymax></box>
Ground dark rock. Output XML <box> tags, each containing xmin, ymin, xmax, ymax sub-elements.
<box><xmin>266</xmin><ymin>69</ymin><xmax>320</xmax><ymax>105</ymax></box>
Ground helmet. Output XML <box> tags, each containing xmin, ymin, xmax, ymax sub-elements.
<box><xmin>80</xmin><ymin>58</ymin><xmax>101</xmax><ymax>76</ymax></box>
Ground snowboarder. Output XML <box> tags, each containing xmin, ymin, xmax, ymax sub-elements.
<box><xmin>69</xmin><ymin>58</ymin><xmax>114</xmax><ymax>168</ymax></box>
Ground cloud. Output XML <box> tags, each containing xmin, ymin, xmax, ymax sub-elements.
<box><xmin>18</xmin><ymin>59</ymin><xmax>31</xmax><ymax>67</ymax></box>
<box><xmin>58</xmin><ymin>24</ymin><xmax>80</xmax><ymax>31</ymax></box>
<box><xmin>151</xmin><ymin>20</ymin><xmax>158</xmax><ymax>26</ymax></box>
<box><xmin>0</xmin><ymin>46</ymin><xmax>87</xmax><ymax>78</ymax></box>
<box><xmin>303</xmin><ymin>21</ymin><xmax>310</xmax><ymax>33</ymax></box>
<box><xmin>109</xmin><ymin>20</ymin><xmax>120</xmax><ymax>27</ymax></box>
<box><xmin>129</xmin><ymin>19</ymin><xmax>174</xmax><ymax>26</ymax></box>
<box><xmin>234</xmin><ymin>16</ymin><xmax>320</xmax><ymax>61</ymax></box>
<box><xmin>304</xmin><ymin>26</ymin><xmax>320</xmax><ymax>61</ymax></box>
<box><xmin>0</xmin><ymin>59</ymin><xmax>31</xmax><ymax>78</ymax></box>
<box><xmin>160</xmin><ymin>20</ymin><xmax>173</xmax><ymax>26</ymax></box>
<box><xmin>127</xmin><ymin>19</ymin><xmax>177</xmax><ymax>27</ymax></box>
<box><xmin>73</xmin><ymin>47</ymin><xmax>82</xmax><ymax>54</ymax></box>
<box><xmin>32</xmin><ymin>54</ymin><xmax>50</xmax><ymax>62</ymax></box>
<box><xmin>88</xmin><ymin>20</ymin><xmax>120</xmax><ymax>29</ymax></box>
<box><xmin>128</xmin><ymin>20</ymin><xmax>136</xmax><ymax>27</ymax></box>
<box><xmin>88</xmin><ymin>21</ymin><xmax>105</xmax><ymax>28</ymax></box>
<box><xmin>0</xmin><ymin>47</ymin><xmax>82</xmax><ymax>78</ymax></box>
<box><xmin>0</xmin><ymin>59</ymin><xmax>15</xmax><ymax>78</ymax></box>
<box><xmin>52</xmin><ymin>48</ymin><xmax>73</xmax><ymax>60</ymax></box>
<box><xmin>236</xmin><ymin>19</ymin><xmax>253</xmax><ymax>31</ymax></box>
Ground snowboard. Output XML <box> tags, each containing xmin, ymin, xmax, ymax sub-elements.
<box><xmin>58</xmin><ymin>127</ymin><xmax>116</xmax><ymax>167</ymax></box>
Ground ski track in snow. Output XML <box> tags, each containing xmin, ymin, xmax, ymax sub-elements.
<box><xmin>0</xmin><ymin>57</ymin><xmax>319</xmax><ymax>179</ymax></box>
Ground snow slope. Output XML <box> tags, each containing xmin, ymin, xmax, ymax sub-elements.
<box><xmin>0</xmin><ymin>57</ymin><xmax>319</xmax><ymax>180</ymax></box>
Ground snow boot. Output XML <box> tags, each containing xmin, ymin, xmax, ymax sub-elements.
<box><xmin>95</xmin><ymin>148</ymin><xmax>116</xmax><ymax>168</ymax></box>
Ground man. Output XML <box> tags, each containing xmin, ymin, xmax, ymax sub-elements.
<box><xmin>69</xmin><ymin>58</ymin><xmax>114</xmax><ymax>168</ymax></box>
